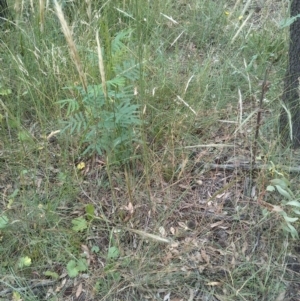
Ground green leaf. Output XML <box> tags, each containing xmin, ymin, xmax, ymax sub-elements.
<box><xmin>286</xmin><ymin>223</ymin><xmax>299</xmax><ymax>239</ymax></box>
<box><xmin>293</xmin><ymin>209</ymin><xmax>300</xmax><ymax>215</ymax></box>
<box><xmin>266</xmin><ymin>185</ymin><xmax>275</xmax><ymax>192</ymax></box>
<box><xmin>279</xmin><ymin>14</ymin><xmax>300</xmax><ymax>29</ymax></box>
<box><xmin>283</xmin><ymin>215</ymin><xmax>298</xmax><ymax>223</ymax></box>
<box><xmin>91</xmin><ymin>246</ymin><xmax>100</xmax><ymax>253</ymax></box>
<box><xmin>9</xmin><ymin>189</ymin><xmax>19</xmax><ymax>199</ymax></box>
<box><xmin>12</xmin><ymin>291</ymin><xmax>21</xmax><ymax>301</ymax></box>
<box><xmin>43</xmin><ymin>271</ymin><xmax>59</xmax><ymax>280</ymax></box>
<box><xmin>275</xmin><ymin>185</ymin><xmax>293</xmax><ymax>200</ymax></box>
<box><xmin>77</xmin><ymin>259</ymin><xmax>88</xmax><ymax>272</ymax></box>
<box><xmin>286</xmin><ymin>200</ymin><xmax>300</xmax><ymax>208</ymax></box>
<box><xmin>85</xmin><ymin>204</ymin><xmax>95</xmax><ymax>220</ymax></box>
<box><xmin>18</xmin><ymin>131</ymin><xmax>33</xmax><ymax>142</ymax></box>
<box><xmin>71</xmin><ymin>217</ymin><xmax>88</xmax><ymax>232</ymax></box>
<box><xmin>67</xmin><ymin>259</ymin><xmax>88</xmax><ymax>278</ymax></box>
<box><xmin>107</xmin><ymin>246</ymin><xmax>119</xmax><ymax>260</ymax></box>
<box><xmin>0</xmin><ymin>215</ymin><xmax>9</xmax><ymax>229</ymax></box>
<box><xmin>18</xmin><ymin>256</ymin><xmax>32</xmax><ymax>268</ymax></box>
<box><xmin>0</xmin><ymin>87</ymin><xmax>12</xmax><ymax>96</ymax></box>
<box><xmin>270</xmin><ymin>178</ymin><xmax>290</xmax><ymax>190</ymax></box>
<box><xmin>67</xmin><ymin>260</ymin><xmax>79</xmax><ymax>278</ymax></box>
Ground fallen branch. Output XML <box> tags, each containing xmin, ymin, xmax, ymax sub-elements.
<box><xmin>205</xmin><ymin>162</ymin><xmax>300</xmax><ymax>173</ymax></box>
<box><xmin>0</xmin><ymin>280</ymin><xmax>56</xmax><ymax>297</ymax></box>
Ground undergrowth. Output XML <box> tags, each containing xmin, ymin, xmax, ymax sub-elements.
<box><xmin>0</xmin><ymin>0</ymin><xmax>299</xmax><ymax>300</ymax></box>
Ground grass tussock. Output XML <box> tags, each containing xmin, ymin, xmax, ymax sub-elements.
<box><xmin>1</xmin><ymin>0</ymin><xmax>300</xmax><ymax>300</ymax></box>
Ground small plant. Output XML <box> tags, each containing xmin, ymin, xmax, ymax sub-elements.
<box><xmin>266</xmin><ymin>175</ymin><xmax>300</xmax><ymax>239</ymax></box>
<box><xmin>0</xmin><ymin>214</ymin><xmax>9</xmax><ymax>229</ymax></box>
<box><xmin>57</xmin><ymin>29</ymin><xmax>141</xmax><ymax>163</ymax></box>
<box><xmin>67</xmin><ymin>259</ymin><xmax>88</xmax><ymax>278</ymax></box>
<box><xmin>17</xmin><ymin>256</ymin><xmax>32</xmax><ymax>269</ymax></box>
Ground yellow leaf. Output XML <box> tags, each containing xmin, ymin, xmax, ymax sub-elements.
<box><xmin>12</xmin><ymin>291</ymin><xmax>22</xmax><ymax>301</ymax></box>
<box><xmin>77</xmin><ymin>162</ymin><xmax>85</xmax><ymax>170</ymax></box>
<box><xmin>18</xmin><ymin>256</ymin><xmax>32</xmax><ymax>268</ymax></box>
<box><xmin>7</xmin><ymin>199</ymin><xmax>14</xmax><ymax>209</ymax></box>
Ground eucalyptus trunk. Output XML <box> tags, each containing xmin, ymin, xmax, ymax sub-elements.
<box><xmin>281</xmin><ymin>0</ymin><xmax>300</xmax><ymax>147</ymax></box>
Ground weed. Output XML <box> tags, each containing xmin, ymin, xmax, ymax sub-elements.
<box><xmin>266</xmin><ymin>173</ymin><xmax>300</xmax><ymax>238</ymax></box>
<box><xmin>57</xmin><ymin>29</ymin><xmax>141</xmax><ymax>163</ymax></box>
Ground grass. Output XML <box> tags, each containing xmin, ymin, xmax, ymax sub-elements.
<box><xmin>1</xmin><ymin>0</ymin><xmax>300</xmax><ymax>300</ymax></box>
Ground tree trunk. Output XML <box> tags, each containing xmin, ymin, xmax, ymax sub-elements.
<box><xmin>0</xmin><ymin>0</ymin><xmax>8</xmax><ymax>20</ymax></box>
<box><xmin>281</xmin><ymin>0</ymin><xmax>300</xmax><ymax>147</ymax></box>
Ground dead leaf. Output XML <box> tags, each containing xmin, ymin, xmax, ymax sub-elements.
<box><xmin>127</xmin><ymin>228</ymin><xmax>170</xmax><ymax>243</ymax></box>
<box><xmin>178</xmin><ymin>221</ymin><xmax>188</xmax><ymax>230</ymax></box>
<box><xmin>163</xmin><ymin>292</ymin><xmax>170</xmax><ymax>301</ymax></box>
<box><xmin>178</xmin><ymin>157</ymin><xmax>188</xmax><ymax>179</ymax></box>
<box><xmin>274</xmin><ymin>290</ymin><xmax>286</xmax><ymax>301</ymax></box>
<box><xmin>81</xmin><ymin>245</ymin><xmax>91</xmax><ymax>266</ymax></box>
<box><xmin>46</xmin><ymin>130</ymin><xmax>60</xmax><ymax>140</ymax></box>
<box><xmin>76</xmin><ymin>283</ymin><xmax>83</xmax><ymax>298</ymax></box>
<box><xmin>206</xmin><ymin>281</ymin><xmax>222</xmax><ymax>286</ymax></box>
<box><xmin>242</xmin><ymin>241</ymin><xmax>248</xmax><ymax>256</ymax></box>
<box><xmin>215</xmin><ymin>294</ymin><xmax>229</xmax><ymax>301</ymax></box>
<box><xmin>126</xmin><ymin>202</ymin><xmax>134</xmax><ymax>215</ymax></box>
<box><xmin>159</xmin><ymin>226</ymin><xmax>167</xmax><ymax>237</ymax></box>
<box><xmin>201</xmin><ymin>249</ymin><xmax>210</xmax><ymax>264</ymax></box>
<box><xmin>55</xmin><ymin>278</ymin><xmax>67</xmax><ymax>292</ymax></box>
<box><xmin>210</xmin><ymin>221</ymin><xmax>223</xmax><ymax>228</ymax></box>
<box><xmin>121</xmin><ymin>202</ymin><xmax>134</xmax><ymax>215</ymax></box>
<box><xmin>163</xmin><ymin>251</ymin><xmax>173</xmax><ymax>264</ymax></box>
<box><xmin>188</xmin><ymin>288</ymin><xmax>194</xmax><ymax>301</ymax></box>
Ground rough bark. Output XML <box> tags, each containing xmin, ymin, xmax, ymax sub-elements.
<box><xmin>281</xmin><ymin>0</ymin><xmax>300</xmax><ymax>147</ymax></box>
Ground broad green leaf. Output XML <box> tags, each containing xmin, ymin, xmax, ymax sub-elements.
<box><xmin>18</xmin><ymin>131</ymin><xmax>32</xmax><ymax>142</ymax></box>
<box><xmin>91</xmin><ymin>246</ymin><xmax>100</xmax><ymax>253</ymax></box>
<box><xmin>283</xmin><ymin>215</ymin><xmax>298</xmax><ymax>223</ymax></box>
<box><xmin>77</xmin><ymin>259</ymin><xmax>88</xmax><ymax>272</ymax></box>
<box><xmin>18</xmin><ymin>256</ymin><xmax>32</xmax><ymax>268</ymax></box>
<box><xmin>67</xmin><ymin>260</ymin><xmax>78</xmax><ymax>278</ymax></box>
<box><xmin>270</xmin><ymin>178</ymin><xmax>290</xmax><ymax>190</ymax></box>
<box><xmin>43</xmin><ymin>271</ymin><xmax>59</xmax><ymax>280</ymax></box>
<box><xmin>107</xmin><ymin>246</ymin><xmax>119</xmax><ymax>260</ymax></box>
<box><xmin>266</xmin><ymin>185</ymin><xmax>275</xmax><ymax>192</ymax></box>
<box><xmin>12</xmin><ymin>291</ymin><xmax>21</xmax><ymax>301</ymax></box>
<box><xmin>0</xmin><ymin>88</ymin><xmax>12</xmax><ymax>96</ymax></box>
<box><xmin>71</xmin><ymin>217</ymin><xmax>87</xmax><ymax>232</ymax></box>
<box><xmin>275</xmin><ymin>185</ymin><xmax>293</xmax><ymax>200</ymax></box>
<box><xmin>85</xmin><ymin>204</ymin><xmax>95</xmax><ymax>220</ymax></box>
<box><xmin>0</xmin><ymin>215</ymin><xmax>9</xmax><ymax>229</ymax></box>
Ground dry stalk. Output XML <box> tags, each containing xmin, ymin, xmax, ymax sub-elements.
<box><xmin>53</xmin><ymin>0</ymin><xmax>87</xmax><ymax>92</ymax></box>
<box><xmin>252</xmin><ymin>67</ymin><xmax>270</xmax><ymax>164</ymax></box>
<box><xmin>96</xmin><ymin>30</ymin><xmax>107</xmax><ymax>100</ymax></box>
<box><xmin>39</xmin><ymin>0</ymin><xmax>45</xmax><ymax>32</ymax></box>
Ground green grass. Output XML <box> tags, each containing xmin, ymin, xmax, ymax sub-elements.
<box><xmin>1</xmin><ymin>0</ymin><xmax>299</xmax><ymax>300</ymax></box>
